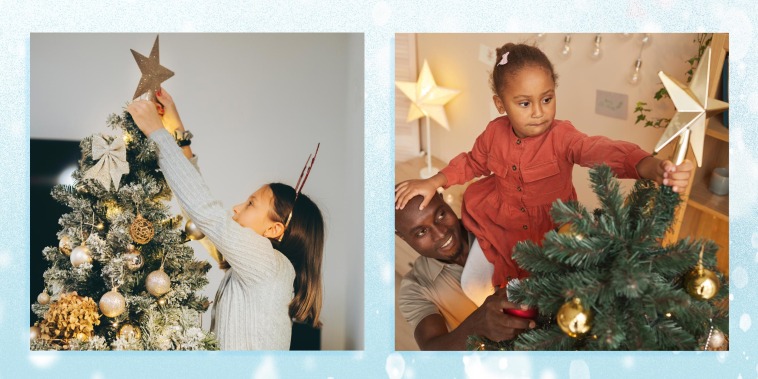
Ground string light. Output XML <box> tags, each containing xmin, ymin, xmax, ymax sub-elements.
<box><xmin>589</xmin><ymin>34</ymin><xmax>602</xmax><ymax>60</ymax></box>
<box><xmin>560</xmin><ymin>34</ymin><xmax>572</xmax><ymax>58</ymax></box>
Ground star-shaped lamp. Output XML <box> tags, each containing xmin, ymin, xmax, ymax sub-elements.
<box><xmin>131</xmin><ymin>35</ymin><xmax>174</xmax><ymax>101</ymax></box>
<box><xmin>396</xmin><ymin>60</ymin><xmax>460</xmax><ymax>178</ymax></box>
<box><xmin>654</xmin><ymin>46</ymin><xmax>728</xmax><ymax>166</ymax></box>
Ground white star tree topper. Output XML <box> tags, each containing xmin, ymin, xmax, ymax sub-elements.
<box><xmin>396</xmin><ymin>60</ymin><xmax>460</xmax><ymax>130</ymax></box>
<box><xmin>654</xmin><ymin>46</ymin><xmax>728</xmax><ymax>166</ymax></box>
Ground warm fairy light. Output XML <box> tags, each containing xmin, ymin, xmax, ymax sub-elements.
<box><xmin>106</xmin><ymin>202</ymin><xmax>123</xmax><ymax>219</ymax></box>
<box><xmin>96</xmin><ymin>223</ymin><xmax>105</xmax><ymax>230</ymax></box>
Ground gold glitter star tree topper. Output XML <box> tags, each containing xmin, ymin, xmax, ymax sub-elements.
<box><xmin>654</xmin><ymin>46</ymin><xmax>728</xmax><ymax>166</ymax></box>
<box><xmin>131</xmin><ymin>35</ymin><xmax>174</xmax><ymax>101</ymax></box>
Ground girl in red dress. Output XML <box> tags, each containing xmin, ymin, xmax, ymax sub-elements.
<box><xmin>396</xmin><ymin>43</ymin><xmax>693</xmax><ymax>301</ymax></box>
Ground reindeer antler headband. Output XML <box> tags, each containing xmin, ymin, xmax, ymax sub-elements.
<box><xmin>278</xmin><ymin>143</ymin><xmax>320</xmax><ymax>242</ymax></box>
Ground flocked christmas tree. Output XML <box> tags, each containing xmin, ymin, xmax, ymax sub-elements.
<box><xmin>468</xmin><ymin>165</ymin><xmax>728</xmax><ymax>351</ymax></box>
<box><xmin>30</xmin><ymin>36</ymin><xmax>218</xmax><ymax>350</ymax></box>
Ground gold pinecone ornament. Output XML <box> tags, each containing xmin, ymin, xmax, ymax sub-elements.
<box><xmin>130</xmin><ymin>213</ymin><xmax>155</xmax><ymax>245</ymax></box>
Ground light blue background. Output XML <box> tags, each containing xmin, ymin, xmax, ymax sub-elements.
<box><xmin>2</xmin><ymin>1</ymin><xmax>757</xmax><ymax>378</ymax></box>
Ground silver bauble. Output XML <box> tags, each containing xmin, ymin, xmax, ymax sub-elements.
<box><xmin>123</xmin><ymin>251</ymin><xmax>144</xmax><ymax>271</ymax></box>
<box><xmin>58</xmin><ymin>235</ymin><xmax>73</xmax><ymax>256</ymax></box>
<box><xmin>185</xmin><ymin>220</ymin><xmax>205</xmax><ymax>240</ymax></box>
<box><xmin>30</xmin><ymin>325</ymin><xmax>41</xmax><ymax>340</ymax></box>
<box><xmin>99</xmin><ymin>289</ymin><xmax>126</xmax><ymax>318</ymax></box>
<box><xmin>146</xmin><ymin>269</ymin><xmax>171</xmax><ymax>297</ymax></box>
<box><xmin>70</xmin><ymin>244</ymin><xmax>93</xmax><ymax>267</ymax></box>
<box><xmin>37</xmin><ymin>292</ymin><xmax>50</xmax><ymax>305</ymax></box>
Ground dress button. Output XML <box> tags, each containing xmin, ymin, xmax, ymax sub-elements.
<box><xmin>516</xmin><ymin>139</ymin><xmax>521</xmax><ymax>145</ymax></box>
<box><xmin>520</xmin><ymin>207</ymin><xmax>526</xmax><ymax>212</ymax></box>
<box><xmin>522</xmin><ymin>225</ymin><xmax>528</xmax><ymax>230</ymax></box>
<box><xmin>512</xmin><ymin>165</ymin><xmax>517</xmax><ymax>171</ymax></box>
<box><xmin>517</xmin><ymin>186</ymin><xmax>522</xmax><ymax>192</ymax></box>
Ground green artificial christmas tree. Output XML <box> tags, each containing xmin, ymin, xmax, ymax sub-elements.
<box><xmin>30</xmin><ymin>36</ymin><xmax>218</xmax><ymax>351</ymax></box>
<box><xmin>30</xmin><ymin>110</ymin><xmax>218</xmax><ymax>351</ymax></box>
<box><xmin>468</xmin><ymin>165</ymin><xmax>728</xmax><ymax>351</ymax></box>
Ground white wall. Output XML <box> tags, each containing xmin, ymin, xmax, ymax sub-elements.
<box><xmin>31</xmin><ymin>33</ymin><xmax>364</xmax><ymax>350</ymax></box>
<box><xmin>415</xmin><ymin>33</ymin><xmax>696</xmax><ymax>207</ymax></box>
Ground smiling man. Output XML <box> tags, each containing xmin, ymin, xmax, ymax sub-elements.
<box><xmin>395</xmin><ymin>192</ymin><xmax>534</xmax><ymax>350</ymax></box>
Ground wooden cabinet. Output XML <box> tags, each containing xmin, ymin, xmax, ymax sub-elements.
<box><xmin>664</xmin><ymin>33</ymin><xmax>729</xmax><ymax>276</ymax></box>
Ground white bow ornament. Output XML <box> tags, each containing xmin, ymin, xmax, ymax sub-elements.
<box><xmin>83</xmin><ymin>134</ymin><xmax>130</xmax><ymax>191</ymax></box>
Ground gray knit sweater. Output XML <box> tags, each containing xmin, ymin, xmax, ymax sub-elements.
<box><xmin>150</xmin><ymin>129</ymin><xmax>295</xmax><ymax>350</ymax></box>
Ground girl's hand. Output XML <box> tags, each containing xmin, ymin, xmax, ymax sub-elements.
<box><xmin>156</xmin><ymin>88</ymin><xmax>185</xmax><ymax>135</ymax></box>
<box><xmin>395</xmin><ymin>173</ymin><xmax>448</xmax><ymax>210</ymax></box>
<box><xmin>126</xmin><ymin>100</ymin><xmax>164</xmax><ymax>137</ymax></box>
<box><xmin>637</xmin><ymin>157</ymin><xmax>693</xmax><ymax>193</ymax></box>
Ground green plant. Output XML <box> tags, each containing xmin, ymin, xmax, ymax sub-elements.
<box><xmin>634</xmin><ymin>33</ymin><xmax>712</xmax><ymax>128</ymax></box>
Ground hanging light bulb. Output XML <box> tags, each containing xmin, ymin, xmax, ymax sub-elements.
<box><xmin>560</xmin><ymin>34</ymin><xmax>572</xmax><ymax>58</ymax></box>
<box><xmin>628</xmin><ymin>58</ymin><xmax>643</xmax><ymax>85</ymax></box>
<box><xmin>589</xmin><ymin>34</ymin><xmax>602</xmax><ymax>60</ymax></box>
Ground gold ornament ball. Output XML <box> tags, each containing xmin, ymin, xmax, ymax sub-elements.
<box><xmin>556</xmin><ymin>298</ymin><xmax>593</xmax><ymax>338</ymax></box>
<box><xmin>99</xmin><ymin>290</ymin><xmax>126</xmax><ymax>318</ymax></box>
<box><xmin>30</xmin><ymin>325</ymin><xmax>41</xmax><ymax>340</ymax></box>
<box><xmin>123</xmin><ymin>251</ymin><xmax>144</xmax><ymax>271</ymax></box>
<box><xmin>58</xmin><ymin>235</ymin><xmax>73</xmax><ymax>256</ymax></box>
<box><xmin>118</xmin><ymin>323</ymin><xmax>142</xmax><ymax>340</ymax></box>
<box><xmin>558</xmin><ymin>223</ymin><xmax>584</xmax><ymax>241</ymax></box>
<box><xmin>70</xmin><ymin>244</ymin><xmax>93</xmax><ymax>267</ymax></box>
<box><xmin>146</xmin><ymin>269</ymin><xmax>171</xmax><ymax>297</ymax></box>
<box><xmin>685</xmin><ymin>267</ymin><xmax>720</xmax><ymax>300</ymax></box>
<box><xmin>130</xmin><ymin>214</ymin><xmax>155</xmax><ymax>245</ymax></box>
<box><xmin>37</xmin><ymin>292</ymin><xmax>50</xmax><ymax>305</ymax></box>
<box><xmin>711</xmin><ymin>329</ymin><xmax>726</xmax><ymax>348</ymax></box>
<box><xmin>185</xmin><ymin>220</ymin><xmax>205</xmax><ymax>240</ymax></box>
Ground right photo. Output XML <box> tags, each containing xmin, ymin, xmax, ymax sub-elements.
<box><xmin>394</xmin><ymin>33</ymin><xmax>729</xmax><ymax>351</ymax></box>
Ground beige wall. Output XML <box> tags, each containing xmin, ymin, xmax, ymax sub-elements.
<box><xmin>413</xmin><ymin>33</ymin><xmax>697</xmax><ymax>208</ymax></box>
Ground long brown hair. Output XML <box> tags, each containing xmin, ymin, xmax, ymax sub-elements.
<box><xmin>267</xmin><ymin>182</ymin><xmax>324</xmax><ymax>327</ymax></box>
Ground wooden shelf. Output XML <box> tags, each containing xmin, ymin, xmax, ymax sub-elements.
<box><xmin>687</xmin><ymin>180</ymin><xmax>728</xmax><ymax>222</ymax></box>
<box><xmin>706</xmin><ymin>116</ymin><xmax>728</xmax><ymax>142</ymax></box>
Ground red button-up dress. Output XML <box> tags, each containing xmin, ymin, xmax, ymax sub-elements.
<box><xmin>440</xmin><ymin>117</ymin><xmax>651</xmax><ymax>288</ymax></box>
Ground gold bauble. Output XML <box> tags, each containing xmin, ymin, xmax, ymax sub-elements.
<box><xmin>556</xmin><ymin>298</ymin><xmax>593</xmax><ymax>338</ymax></box>
<box><xmin>37</xmin><ymin>291</ymin><xmax>50</xmax><ymax>305</ymax></box>
<box><xmin>123</xmin><ymin>251</ymin><xmax>144</xmax><ymax>271</ymax></box>
<box><xmin>146</xmin><ymin>269</ymin><xmax>171</xmax><ymax>297</ymax></box>
<box><xmin>99</xmin><ymin>289</ymin><xmax>126</xmax><ymax>318</ymax></box>
<box><xmin>130</xmin><ymin>214</ymin><xmax>155</xmax><ymax>245</ymax></box>
<box><xmin>185</xmin><ymin>220</ymin><xmax>205</xmax><ymax>241</ymax></box>
<box><xmin>557</xmin><ymin>223</ymin><xmax>584</xmax><ymax>241</ymax></box>
<box><xmin>70</xmin><ymin>244</ymin><xmax>93</xmax><ymax>267</ymax></box>
<box><xmin>118</xmin><ymin>323</ymin><xmax>142</xmax><ymax>340</ymax></box>
<box><xmin>710</xmin><ymin>329</ymin><xmax>726</xmax><ymax>349</ymax></box>
<box><xmin>30</xmin><ymin>325</ymin><xmax>41</xmax><ymax>340</ymax></box>
<box><xmin>684</xmin><ymin>267</ymin><xmax>720</xmax><ymax>300</ymax></box>
<box><xmin>58</xmin><ymin>235</ymin><xmax>73</xmax><ymax>256</ymax></box>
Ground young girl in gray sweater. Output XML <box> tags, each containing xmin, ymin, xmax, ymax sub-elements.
<box><xmin>128</xmin><ymin>89</ymin><xmax>324</xmax><ymax>350</ymax></box>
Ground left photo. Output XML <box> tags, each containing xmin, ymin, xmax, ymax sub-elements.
<box><xmin>30</xmin><ymin>33</ymin><xmax>364</xmax><ymax>351</ymax></box>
